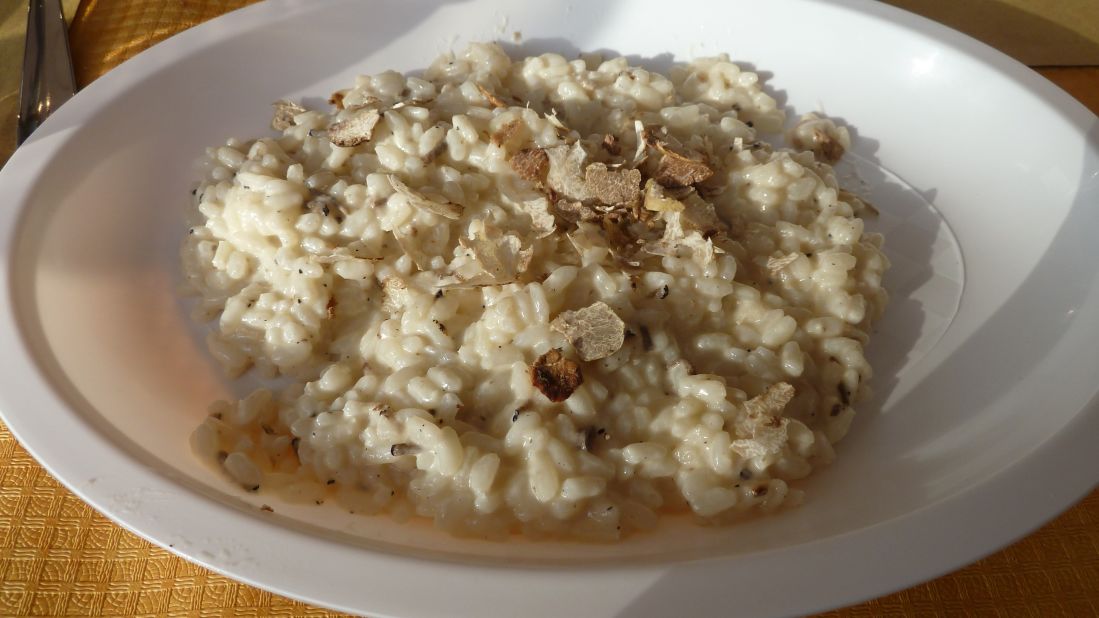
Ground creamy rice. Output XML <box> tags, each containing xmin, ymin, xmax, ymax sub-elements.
<box><xmin>182</xmin><ymin>43</ymin><xmax>888</xmax><ymax>540</ymax></box>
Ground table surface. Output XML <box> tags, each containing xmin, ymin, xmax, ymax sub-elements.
<box><xmin>1</xmin><ymin>1</ymin><xmax>1098</xmax><ymax>616</ymax></box>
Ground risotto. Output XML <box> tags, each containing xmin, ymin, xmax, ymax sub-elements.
<box><xmin>182</xmin><ymin>43</ymin><xmax>889</xmax><ymax>540</ymax></box>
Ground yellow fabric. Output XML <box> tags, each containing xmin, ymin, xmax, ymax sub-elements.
<box><xmin>67</xmin><ymin>0</ymin><xmax>260</xmax><ymax>86</ymax></box>
<box><xmin>0</xmin><ymin>1</ymin><xmax>1097</xmax><ymax>615</ymax></box>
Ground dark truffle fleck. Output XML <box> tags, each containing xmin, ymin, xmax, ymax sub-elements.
<box><xmin>530</xmin><ymin>348</ymin><xmax>583</xmax><ymax>403</ymax></box>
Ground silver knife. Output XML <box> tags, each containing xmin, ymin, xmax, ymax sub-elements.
<box><xmin>17</xmin><ymin>0</ymin><xmax>77</xmax><ymax>145</ymax></box>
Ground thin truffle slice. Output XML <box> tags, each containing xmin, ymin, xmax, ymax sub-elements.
<box><xmin>328</xmin><ymin>108</ymin><xmax>382</xmax><ymax>147</ymax></box>
<box><xmin>600</xmin><ymin>215</ymin><xmax>641</xmax><ymax>265</ymax></box>
<box><xmin>644</xmin><ymin>193</ymin><xmax>726</xmax><ymax>264</ymax></box>
<box><xmin>584</xmin><ymin>163</ymin><xmax>642</xmax><ymax>207</ymax></box>
<box><xmin>652</xmin><ymin>142</ymin><xmax>714</xmax><ymax>187</ymax></box>
<box><xmin>459</xmin><ymin>222</ymin><xmax>533</xmax><ymax>282</ymax></box>
<box><xmin>544</xmin><ymin>143</ymin><xmax>591</xmax><ymax>202</ymax></box>
<box><xmin>531</xmin><ymin>348</ymin><xmax>583</xmax><ymax>402</ymax></box>
<box><xmin>392</xmin><ymin>229</ymin><xmax>432</xmax><ymax>271</ymax></box>
<box><xmin>678</xmin><ymin>194</ymin><xmax>726</xmax><ymax>237</ymax></box>
<box><xmin>522</xmin><ymin>196</ymin><xmax>557</xmax><ymax>238</ymax></box>
<box><xmin>510</xmin><ymin>148</ymin><xmax>550</xmax><ymax>184</ymax></box>
<box><xmin>387</xmin><ymin>175</ymin><xmax>464</xmax><ymax>220</ymax></box>
<box><xmin>550</xmin><ymin>301</ymin><xmax>626</xmax><ymax>361</ymax></box>
<box><xmin>746</xmin><ymin>382</ymin><xmax>796</xmax><ymax>417</ymax></box>
<box><xmin>554</xmin><ymin>200</ymin><xmax>602</xmax><ymax>225</ymax></box>
<box><xmin>271</xmin><ymin>100</ymin><xmax>306</xmax><ymax>131</ymax></box>
<box><xmin>545</xmin><ymin>143</ymin><xmax>642</xmax><ymax>206</ymax></box>
<box><xmin>732</xmin><ymin>382</ymin><xmax>796</xmax><ymax>459</ymax></box>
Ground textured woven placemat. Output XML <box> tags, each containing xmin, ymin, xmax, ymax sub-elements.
<box><xmin>1</xmin><ymin>1</ymin><xmax>1097</xmax><ymax>615</ymax></box>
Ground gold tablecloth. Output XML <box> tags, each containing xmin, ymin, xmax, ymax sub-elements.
<box><xmin>2</xmin><ymin>1</ymin><xmax>1098</xmax><ymax>615</ymax></box>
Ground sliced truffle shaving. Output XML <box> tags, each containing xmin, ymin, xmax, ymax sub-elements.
<box><xmin>642</xmin><ymin>179</ymin><xmax>685</xmax><ymax>212</ymax></box>
<box><xmin>530</xmin><ymin>348</ymin><xmax>583</xmax><ymax>402</ymax></box>
<box><xmin>554</xmin><ymin>200</ymin><xmax>602</xmax><ymax>225</ymax></box>
<box><xmin>731</xmin><ymin>382</ymin><xmax>795</xmax><ymax>459</ymax></box>
<box><xmin>679</xmin><ymin>194</ymin><xmax>726</xmax><ymax>237</ymax></box>
<box><xmin>644</xmin><ymin>232</ymin><xmax>717</xmax><ymax>265</ymax></box>
<box><xmin>545</xmin><ymin>143</ymin><xmax>642</xmax><ymax>206</ymax></box>
<box><xmin>767</xmin><ymin>252</ymin><xmax>800</xmax><ymax>275</ymax></box>
<box><xmin>392</xmin><ymin>230</ymin><xmax>432</xmax><ymax>271</ymax></box>
<box><xmin>644</xmin><ymin>198</ymin><xmax>725</xmax><ymax>265</ymax></box>
<box><xmin>746</xmin><ymin>382</ymin><xmax>796</xmax><ymax>417</ymax></box>
<box><xmin>491</xmin><ymin>119</ymin><xmax>523</xmax><ymax>148</ymax></box>
<box><xmin>510</xmin><ymin>148</ymin><xmax>550</xmax><ymax>184</ymax></box>
<box><xmin>381</xmin><ymin>277</ymin><xmax>411</xmax><ymax>314</ymax></box>
<box><xmin>550</xmin><ymin>301</ymin><xmax>626</xmax><ymax>362</ymax></box>
<box><xmin>476</xmin><ymin>83</ymin><xmax>510</xmax><ymax>108</ymax></box>
<box><xmin>544</xmin><ymin>143</ymin><xmax>591</xmax><ymax>202</ymax></box>
<box><xmin>787</xmin><ymin>113</ymin><xmax>850</xmax><ymax>164</ymax></box>
<box><xmin>653</xmin><ymin>142</ymin><xmax>714</xmax><ymax>187</ymax></box>
<box><xmin>732</xmin><ymin>429</ymin><xmax>779</xmax><ymax>464</ymax></box>
<box><xmin>328</xmin><ymin>108</ymin><xmax>382</xmax><ymax>147</ymax></box>
<box><xmin>459</xmin><ymin>222</ymin><xmax>533</xmax><ymax>282</ymax></box>
<box><xmin>387</xmin><ymin>175</ymin><xmax>464</xmax><ymax>220</ymax></box>
<box><xmin>271</xmin><ymin>99</ymin><xmax>306</xmax><ymax>131</ymax></box>
<box><xmin>522</xmin><ymin>196</ymin><xmax>557</xmax><ymax>238</ymax></box>
<box><xmin>600</xmin><ymin>216</ymin><xmax>641</xmax><ymax>264</ymax></box>
<box><xmin>584</xmin><ymin>163</ymin><xmax>642</xmax><ymax>206</ymax></box>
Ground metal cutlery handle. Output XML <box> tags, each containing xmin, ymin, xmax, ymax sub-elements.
<box><xmin>17</xmin><ymin>0</ymin><xmax>77</xmax><ymax>145</ymax></box>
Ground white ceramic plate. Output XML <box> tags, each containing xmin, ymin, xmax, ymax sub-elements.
<box><xmin>2</xmin><ymin>1</ymin><xmax>1097</xmax><ymax>616</ymax></box>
